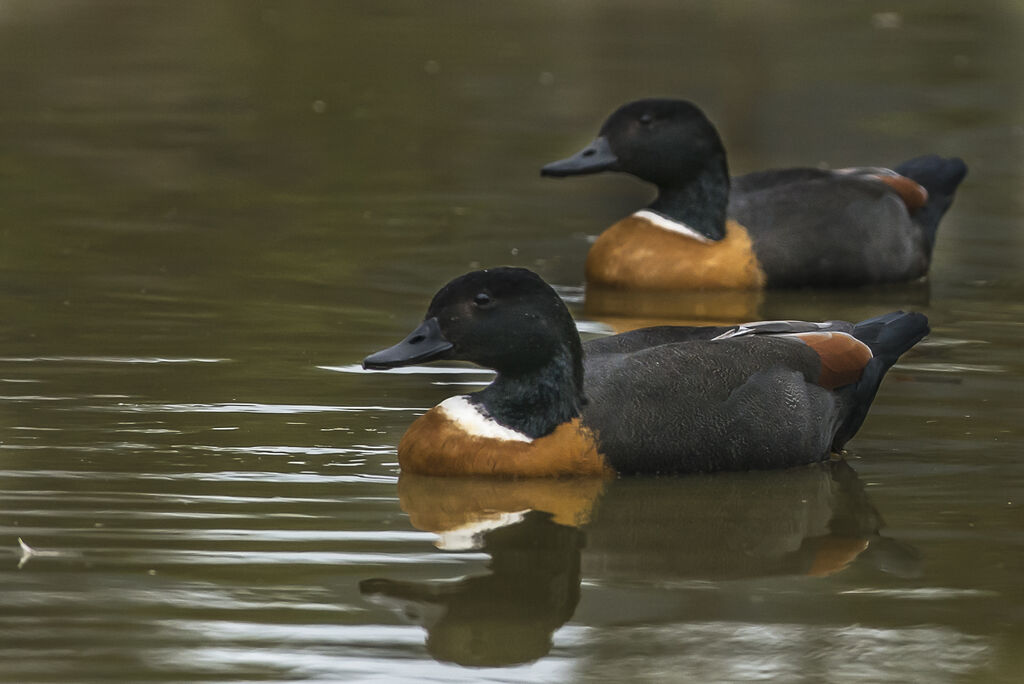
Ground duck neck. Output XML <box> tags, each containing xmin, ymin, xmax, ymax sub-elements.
<box><xmin>470</xmin><ymin>346</ymin><xmax>584</xmax><ymax>439</ymax></box>
<box><xmin>646</xmin><ymin>155</ymin><xmax>730</xmax><ymax>241</ymax></box>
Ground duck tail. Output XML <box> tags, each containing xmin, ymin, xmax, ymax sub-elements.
<box><xmin>832</xmin><ymin>311</ymin><xmax>929</xmax><ymax>449</ymax></box>
<box><xmin>893</xmin><ymin>155</ymin><xmax>968</xmax><ymax>254</ymax></box>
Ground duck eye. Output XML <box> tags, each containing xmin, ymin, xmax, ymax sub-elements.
<box><xmin>473</xmin><ymin>292</ymin><xmax>493</xmax><ymax>307</ymax></box>
<box><xmin>639</xmin><ymin>112</ymin><xmax>654</xmax><ymax>126</ymax></box>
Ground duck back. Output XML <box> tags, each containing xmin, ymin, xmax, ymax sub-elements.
<box><xmin>582</xmin><ymin>337</ymin><xmax>834</xmax><ymax>474</ymax></box>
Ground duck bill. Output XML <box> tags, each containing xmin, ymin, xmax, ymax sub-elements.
<box><xmin>362</xmin><ymin>317</ymin><xmax>454</xmax><ymax>370</ymax></box>
<box><xmin>541</xmin><ymin>136</ymin><xmax>619</xmax><ymax>177</ymax></box>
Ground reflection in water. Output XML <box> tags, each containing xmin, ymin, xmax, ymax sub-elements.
<box><xmin>361</xmin><ymin>461</ymin><xmax>919</xmax><ymax>667</ymax></box>
<box><xmin>584</xmin><ymin>283</ymin><xmax>764</xmax><ymax>325</ymax></box>
<box><xmin>585</xmin><ymin>279</ymin><xmax>934</xmax><ymax>331</ymax></box>
<box><xmin>0</xmin><ymin>0</ymin><xmax>1018</xmax><ymax>679</ymax></box>
<box><xmin>362</xmin><ymin>511</ymin><xmax>584</xmax><ymax>667</ymax></box>
<box><xmin>585</xmin><ymin>460</ymin><xmax>920</xmax><ymax>581</ymax></box>
<box><xmin>397</xmin><ymin>475</ymin><xmax>606</xmax><ymax>544</ymax></box>
<box><xmin>756</xmin><ymin>279</ymin><xmax>935</xmax><ymax>330</ymax></box>
<box><xmin>361</xmin><ymin>476</ymin><xmax>604</xmax><ymax>666</ymax></box>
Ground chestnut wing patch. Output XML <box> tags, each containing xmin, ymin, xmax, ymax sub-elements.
<box><xmin>873</xmin><ymin>174</ymin><xmax>929</xmax><ymax>211</ymax></box>
<box><xmin>794</xmin><ymin>332</ymin><xmax>873</xmax><ymax>389</ymax></box>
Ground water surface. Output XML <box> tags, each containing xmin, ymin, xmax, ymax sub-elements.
<box><xmin>1</xmin><ymin>2</ymin><xmax>1022</xmax><ymax>682</ymax></box>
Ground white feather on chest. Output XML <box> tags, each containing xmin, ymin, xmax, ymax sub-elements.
<box><xmin>633</xmin><ymin>210</ymin><xmax>714</xmax><ymax>243</ymax></box>
<box><xmin>437</xmin><ymin>395</ymin><xmax>534</xmax><ymax>443</ymax></box>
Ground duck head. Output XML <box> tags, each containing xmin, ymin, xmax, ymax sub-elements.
<box><xmin>363</xmin><ymin>268</ymin><xmax>586</xmax><ymax>436</ymax></box>
<box><xmin>542</xmin><ymin>99</ymin><xmax>726</xmax><ymax>184</ymax></box>
<box><xmin>542</xmin><ymin>98</ymin><xmax>731</xmax><ymax>239</ymax></box>
<box><xmin>363</xmin><ymin>268</ymin><xmax>580</xmax><ymax>375</ymax></box>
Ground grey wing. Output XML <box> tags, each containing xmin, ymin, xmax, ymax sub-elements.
<box><xmin>729</xmin><ymin>175</ymin><xmax>926</xmax><ymax>286</ymax></box>
<box><xmin>583</xmin><ymin>339</ymin><xmax>840</xmax><ymax>474</ymax></box>
<box><xmin>584</xmin><ymin>324</ymin><xmax>736</xmax><ymax>356</ymax></box>
<box><xmin>586</xmin><ymin>319</ymin><xmax>856</xmax><ymax>357</ymax></box>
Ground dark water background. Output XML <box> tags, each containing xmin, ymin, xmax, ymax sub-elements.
<box><xmin>1</xmin><ymin>1</ymin><xmax>1022</xmax><ymax>681</ymax></box>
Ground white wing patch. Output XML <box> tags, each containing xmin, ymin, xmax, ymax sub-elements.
<box><xmin>834</xmin><ymin>165</ymin><xmax>898</xmax><ymax>177</ymax></box>
<box><xmin>438</xmin><ymin>395</ymin><xmax>534</xmax><ymax>443</ymax></box>
<box><xmin>633</xmin><ymin>210</ymin><xmax>714</xmax><ymax>243</ymax></box>
<box><xmin>711</xmin><ymin>320</ymin><xmax>838</xmax><ymax>340</ymax></box>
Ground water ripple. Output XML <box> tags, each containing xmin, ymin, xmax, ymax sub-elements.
<box><xmin>92</xmin><ymin>402</ymin><xmax>427</xmax><ymax>414</ymax></box>
<box><xmin>0</xmin><ymin>470</ymin><xmax>396</xmax><ymax>483</ymax></box>
<box><xmin>897</xmin><ymin>362</ymin><xmax>1007</xmax><ymax>374</ymax></box>
<box><xmin>176</xmin><ymin>444</ymin><xmax>393</xmax><ymax>457</ymax></box>
<box><xmin>0</xmin><ymin>356</ymin><xmax>226</xmax><ymax>364</ymax></box>
<box><xmin>839</xmin><ymin>587</ymin><xmax>1000</xmax><ymax>599</ymax></box>
<box><xmin>321</xmin><ymin>363</ymin><xmax>492</xmax><ymax>375</ymax></box>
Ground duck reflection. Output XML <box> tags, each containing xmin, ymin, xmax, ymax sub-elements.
<box><xmin>584</xmin><ymin>279</ymin><xmax>932</xmax><ymax>332</ymax></box>
<box><xmin>360</xmin><ymin>461</ymin><xmax>918</xmax><ymax>667</ymax></box>
<box><xmin>396</xmin><ymin>476</ymin><xmax>606</xmax><ymax>548</ymax></box>
<box><xmin>361</xmin><ymin>511</ymin><xmax>583</xmax><ymax>667</ymax></box>
<box><xmin>583</xmin><ymin>460</ymin><xmax>919</xmax><ymax>580</ymax></box>
<box><xmin>361</xmin><ymin>478</ymin><xmax>602</xmax><ymax>666</ymax></box>
<box><xmin>584</xmin><ymin>283</ymin><xmax>764</xmax><ymax>327</ymax></box>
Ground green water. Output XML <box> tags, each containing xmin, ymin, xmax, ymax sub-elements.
<box><xmin>1</xmin><ymin>1</ymin><xmax>1022</xmax><ymax>681</ymax></box>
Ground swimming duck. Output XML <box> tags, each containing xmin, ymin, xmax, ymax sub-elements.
<box><xmin>362</xmin><ymin>267</ymin><xmax>929</xmax><ymax>477</ymax></box>
<box><xmin>542</xmin><ymin>98</ymin><xmax>967</xmax><ymax>290</ymax></box>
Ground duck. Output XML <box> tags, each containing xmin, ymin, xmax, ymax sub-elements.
<box><xmin>362</xmin><ymin>267</ymin><xmax>929</xmax><ymax>477</ymax></box>
<box><xmin>541</xmin><ymin>98</ymin><xmax>968</xmax><ymax>290</ymax></box>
